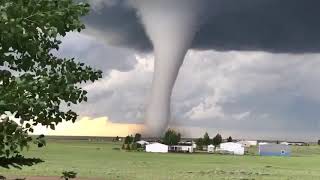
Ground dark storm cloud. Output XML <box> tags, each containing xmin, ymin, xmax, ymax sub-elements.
<box><xmin>84</xmin><ymin>0</ymin><xmax>320</xmax><ymax>53</ymax></box>
<box><xmin>83</xmin><ymin>0</ymin><xmax>152</xmax><ymax>51</ymax></box>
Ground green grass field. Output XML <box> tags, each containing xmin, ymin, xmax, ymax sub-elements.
<box><xmin>1</xmin><ymin>140</ymin><xmax>320</xmax><ymax>180</ymax></box>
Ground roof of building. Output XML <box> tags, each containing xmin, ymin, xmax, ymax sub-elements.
<box><xmin>146</xmin><ymin>142</ymin><xmax>168</xmax><ymax>147</ymax></box>
<box><xmin>136</xmin><ymin>140</ymin><xmax>149</xmax><ymax>145</ymax></box>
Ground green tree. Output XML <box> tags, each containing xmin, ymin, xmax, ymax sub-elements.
<box><xmin>124</xmin><ymin>135</ymin><xmax>133</xmax><ymax>144</ymax></box>
<box><xmin>133</xmin><ymin>133</ymin><xmax>141</xmax><ymax>142</ymax></box>
<box><xmin>0</xmin><ymin>0</ymin><xmax>102</xmax><ymax>158</ymax></box>
<box><xmin>212</xmin><ymin>134</ymin><xmax>222</xmax><ymax>147</ymax></box>
<box><xmin>227</xmin><ymin>136</ymin><xmax>233</xmax><ymax>142</ymax></box>
<box><xmin>203</xmin><ymin>132</ymin><xmax>211</xmax><ymax>145</ymax></box>
<box><xmin>162</xmin><ymin>129</ymin><xmax>181</xmax><ymax>145</ymax></box>
<box><xmin>195</xmin><ymin>138</ymin><xmax>204</xmax><ymax>150</ymax></box>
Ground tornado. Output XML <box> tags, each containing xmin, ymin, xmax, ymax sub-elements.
<box><xmin>129</xmin><ymin>0</ymin><xmax>205</xmax><ymax>136</ymax></box>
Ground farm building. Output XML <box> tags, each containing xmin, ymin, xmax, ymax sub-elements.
<box><xmin>258</xmin><ymin>142</ymin><xmax>269</xmax><ymax>145</ymax></box>
<box><xmin>219</xmin><ymin>142</ymin><xmax>245</xmax><ymax>155</ymax></box>
<box><xmin>207</xmin><ymin>145</ymin><xmax>215</xmax><ymax>153</ymax></box>
<box><xmin>259</xmin><ymin>144</ymin><xmax>291</xmax><ymax>156</ymax></box>
<box><xmin>281</xmin><ymin>142</ymin><xmax>289</xmax><ymax>145</ymax></box>
<box><xmin>169</xmin><ymin>145</ymin><xmax>194</xmax><ymax>153</ymax></box>
<box><xmin>145</xmin><ymin>143</ymin><xmax>168</xmax><ymax>153</ymax></box>
<box><xmin>169</xmin><ymin>141</ymin><xmax>195</xmax><ymax>153</ymax></box>
<box><xmin>192</xmin><ymin>142</ymin><xmax>197</xmax><ymax>149</ymax></box>
<box><xmin>288</xmin><ymin>142</ymin><xmax>308</xmax><ymax>146</ymax></box>
<box><xmin>136</xmin><ymin>140</ymin><xmax>149</xmax><ymax>146</ymax></box>
<box><xmin>238</xmin><ymin>140</ymin><xmax>257</xmax><ymax>147</ymax></box>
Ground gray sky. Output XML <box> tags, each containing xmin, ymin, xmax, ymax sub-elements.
<box><xmin>54</xmin><ymin>0</ymin><xmax>320</xmax><ymax>141</ymax></box>
<box><xmin>56</xmin><ymin>32</ymin><xmax>320</xmax><ymax>141</ymax></box>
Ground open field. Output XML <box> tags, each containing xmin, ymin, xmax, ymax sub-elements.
<box><xmin>1</xmin><ymin>140</ymin><xmax>320</xmax><ymax>180</ymax></box>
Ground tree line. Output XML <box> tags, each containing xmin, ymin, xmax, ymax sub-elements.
<box><xmin>121</xmin><ymin>129</ymin><xmax>234</xmax><ymax>151</ymax></box>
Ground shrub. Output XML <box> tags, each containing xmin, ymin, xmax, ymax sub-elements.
<box><xmin>61</xmin><ymin>171</ymin><xmax>77</xmax><ymax>180</ymax></box>
<box><xmin>131</xmin><ymin>143</ymin><xmax>138</xmax><ymax>150</ymax></box>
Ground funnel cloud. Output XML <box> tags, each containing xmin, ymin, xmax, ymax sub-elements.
<box><xmin>127</xmin><ymin>0</ymin><xmax>206</xmax><ymax>136</ymax></box>
<box><xmin>84</xmin><ymin>0</ymin><xmax>320</xmax><ymax>136</ymax></box>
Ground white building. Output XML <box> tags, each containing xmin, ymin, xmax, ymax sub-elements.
<box><xmin>238</xmin><ymin>140</ymin><xmax>257</xmax><ymax>147</ymax></box>
<box><xmin>145</xmin><ymin>143</ymin><xmax>168</xmax><ymax>153</ymax></box>
<box><xmin>136</xmin><ymin>140</ymin><xmax>149</xmax><ymax>146</ymax></box>
<box><xmin>281</xmin><ymin>142</ymin><xmax>289</xmax><ymax>145</ymax></box>
<box><xmin>219</xmin><ymin>142</ymin><xmax>245</xmax><ymax>155</ymax></box>
<box><xmin>207</xmin><ymin>145</ymin><xmax>215</xmax><ymax>153</ymax></box>
<box><xmin>169</xmin><ymin>145</ymin><xmax>194</xmax><ymax>153</ymax></box>
<box><xmin>258</xmin><ymin>142</ymin><xmax>269</xmax><ymax>145</ymax></box>
<box><xmin>192</xmin><ymin>142</ymin><xmax>197</xmax><ymax>149</ymax></box>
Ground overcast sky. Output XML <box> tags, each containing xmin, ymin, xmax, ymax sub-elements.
<box><xmin>49</xmin><ymin>32</ymin><xmax>320</xmax><ymax>141</ymax></box>
<box><xmin>42</xmin><ymin>1</ymin><xmax>320</xmax><ymax>141</ymax></box>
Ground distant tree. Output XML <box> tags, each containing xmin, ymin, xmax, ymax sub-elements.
<box><xmin>227</xmin><ymin>136</ymin><xmax>233</xmax><ymax>142</ymax></box>
<box><xmin>162</xmin><ymin>129</ymin><xmax>181</xmax><ymax>145</ymax></box>
<box><xmin>212</xmin><ymin>134</ymin><xmax>222</xmax><ymax>147</ymax></box>
<box><xmin>124</xmin><ymin>135</ymin><xmax>133</xmax><ymax>144</ymax></box>
<box><xmin>116</xmin><ymin>136</ymin><xmax>120</xmax><ymax>141</ymax></box>
<box><xmin>196</xmin><ymin>138</ymin><xmax>204</xmax><ymax>150</ymax></box>
<box><xmin>318</xmin><ymin>140</ymin><xmax>320</xmax><ymax>145</ymax></box>
<box><xmin>134</xmin><ymin>133</ymin><xmax>142</xmax><ymax>142</ymax></box>
<box><xmin>203</xmin><ymin>132</ymin><xmax>211</xmax><ymax>146</ymax></box>
<box><xmin>276</xmin><ymin>140</ymin><xmax>280</xmax><ymax>144</ymax></box>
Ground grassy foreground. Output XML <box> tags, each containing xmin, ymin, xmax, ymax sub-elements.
<box><xmin>1</xmin><ymin>140</ymin><xmax>320</xmax><ymax>179</ymax></box>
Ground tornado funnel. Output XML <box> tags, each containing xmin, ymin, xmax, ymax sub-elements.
<box><xmin>129</xmin><ymin>0</ymin><xmax>204</xmax><ymax>136</ymax></box>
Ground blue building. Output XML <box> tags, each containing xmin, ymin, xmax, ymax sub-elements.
<box><xmin>259</xmin><ymin>144</ymin><xmax>291</xmax><ymax>156</ymax></box>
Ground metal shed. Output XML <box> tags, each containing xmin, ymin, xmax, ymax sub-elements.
<box><xmin>259</xmin><ymin>144</ymin><xmax>291</xmax><ymax>156</ymax></box>
<box><xmin>145</xmin><ymin>143</ymin><xmax>168</xmax><ymax>153</ymax></box>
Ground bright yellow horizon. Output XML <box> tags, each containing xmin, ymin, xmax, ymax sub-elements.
<box><xmin>33</xmin><ymin>116</ymin><xmax>144</xmax><ymax>137</ymax></box>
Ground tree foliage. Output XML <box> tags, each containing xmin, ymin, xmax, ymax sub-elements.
<box><xmin>124</xmin><ymin>135</ymin><xmax>133</xmax><ymax>144</ymax></box>
<box><xmin>162</xmin><ymin>129</ymin><xmax>181</xmax><ymax>145</ymax></box>
<box><xmin>203</xmin><ymin>132</ymin><xmax>211</xmax><ymax>145</ymax></box>
<box><xmin>195</xmin><ymin>138</ymin><xmax>204</xmax><ymax>150</ymax></box>
<box><xmin>212</xmin><ymin>133</ymin><xmax>222</xmax><ymax>147</ymax></box>
<box><xmin>0</xmin><ymin>117</ymin><xmax>31</xmax><ymax>158</ymax></box>
<box><xmin>0</xmin><ymin>0</ymin><xmax>102</xmax><ymax>158</ymax></box>
<box><xmin>227</xmin><ymin>136</ymin><xmax>233</xmax><ymax>142</ymax></box>
<box><xmin>133</xmin><ymin>133</ymin><xmax>141</xmax><ymax>142</ymax></box>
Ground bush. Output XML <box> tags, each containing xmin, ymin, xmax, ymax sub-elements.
<box><xmin>136</xmin><ymin>148</ymin><xmax>144</xmax><ymax>152</ymax></box>
<box><xmin>131</xmin><ymin>143</ymin><xmax>138</xmax><ymax>150</ymax></box>
<box><xmin>61</xmin><ymin>171</ymin><xmax>77</xmax><ymax>180</ymax></box>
